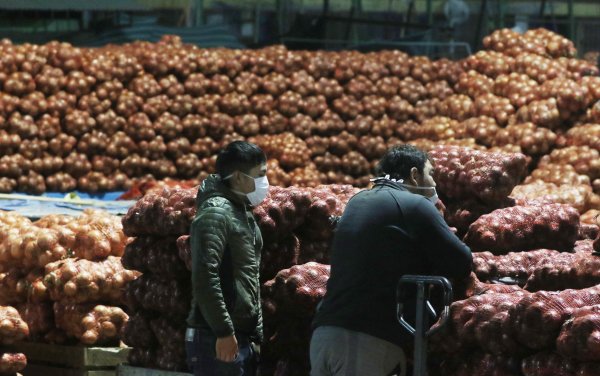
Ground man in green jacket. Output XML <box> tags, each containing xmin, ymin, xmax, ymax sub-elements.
<box><xmin>186</xmin><ymin>141</ymin><xmax>268</xmax><ymax>376</ymax></box>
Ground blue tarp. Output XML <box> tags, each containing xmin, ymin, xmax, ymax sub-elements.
<box><xmin>43</xmin><ymin>191</ymin><xmax>126</xmax><ymax>201</ymax></box>
<box><xmin>0</xmin><ymin>191</ymin><xmax>135</xmax><ymax>218</ymax></box>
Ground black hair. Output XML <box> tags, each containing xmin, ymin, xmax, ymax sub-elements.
<box><xmin>375</xmin><ymin>144</ymin><xmax>429</xmax><ymax>181</ymax></box>
<box><xmin>216</xmin><ymin>141</ymin><xmax>267</xmax><ymax>182</ymax></box>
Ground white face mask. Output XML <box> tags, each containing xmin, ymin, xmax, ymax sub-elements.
<box><xmin>244</xmin><ymin>174</ymin><xmax>269</xmax><ymax>206</ymax></box>
<box><xmin>402</xmin><ymin>184</ymin><xmax>438</xmax><ymax>204</ymax></box>
<box><xmin>225</xmin><ymin>172</ymin><xmax>269</xmax><ymax>206</ymax></box>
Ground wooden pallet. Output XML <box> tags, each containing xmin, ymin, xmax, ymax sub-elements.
<box><xmin>117</xmin><ymin>365</ymin><xmax>192</xmax><ymax>376</ymax></box>
<box><xmin>23</xmin><ymin>364</ymin><xmax>116</xmax><ymax>376</ymax></box>
<box><xmin>7</xmin><ymin>342</ymin><xmax>130</xmax><ymax>376</ymax></box>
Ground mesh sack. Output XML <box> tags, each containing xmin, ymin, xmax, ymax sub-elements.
<box><xmin>525</xmin><ymin>245</ymin><xmax>600</xmax><ymax>291</ymax></box>
<box><xmin>561</xmin><ymin>123</ymin><xmax>600</xmax><ymax>152</ymax></box>
<box><xmin>429</xmin><ymin>145</ymin><xmax>528</xmax><ymax>205</ymax></box>
<box><xmin>464</xmin><ymin>204</ymin><xmax>580</xmax><ymax>253</ymax></box>
<box><xmin>511</xmin><ymin>286</ymin><xmax>600</xmax><ymax>350</ymax></box>
<box><xmin>122</xmin><ymin>311</ymin><xmax>157</xmax><ymax>348</ymax></box>
<box><xmin>521</xmin><ymin>352</ymin><xmax>578</xmax><ymax>376</ymax></box>
<box><xmin>53</xmin><ymin>303</ymin><xmax>128</xmax><ymax>345</ymax></box>
<box><xmin>557</xmin><ymin>305</ymin><xmax>600</xmax><ymax>362</ymax></box>
<box><xmin>16</xmin><ymin>302</ymin><xmax>53</xmax><ymax>339</ymax></box>
<box><xmin>175</xmin><ymin>235</ymin><xmax>191</xmax><ymax>271</ymax></box>
<box><xmin>0</xmin><ymin>352</ymin><xmax>26</xmax><ymax>375</ymax></box>
<box><xmin>44</xmin><ymin>256</ymin><xmax>139</xmax><ymax>304</ymax></box>
<box><xmin>442</xmin><ymin>291</ymin><xmax>529</xmax><ymax>350</ymax></box>
<box><xmin>261</xmin><ymin>235</ymin><xmax>300</xmax><ymax>281</ymax></box>
<box><xmin>473</xmin><ymin>249</ymin><xmax>560</xmax><ymax>284</ymax></box>
<box><xmin>439</xmin><ymin>351</ymin><xmax>522</xmax><ymax>376</ymax></box>
<box><xmin>538</xmin><ymin>146</ymin><xmax>600</xmax><ymax>181</ymax></box>
<box><xmin>122</xmin><ymin>236</ymin><xmax>187</xmax><ymax>278</ymax></box>
<box><xmin>263</xmin><ymin>262</ymin><xmax>330</xmax><ymax>319</ymax></box>
<box><xmin>525</xmin><ymin>163</ymin><xmax>590</xmax><ymax>186</ymax></box>
<box><xmin>0</xmin><ymin>306</ymin><xmax>29</xmax><ymax>345</ymax></box>
<box><xmin>444</xmin><ymin>198</ymin><xmax>514</xmax><ymax>237</ymax></box>
<box><xmin>122</xmin><ymin>187</ymin><xmax>198</xmax><ymax>236</ymax></box>
<box><xmin>253</xmin><ymin>186</ymin><xmax>312</xmax><ymax>241</ymax></box>
<box><xmin>124</xmin><ymin>274</ymin><xmax>190</xmax><ymax>319</ymax></box>
<box><xmin>512</xmin><ymin>181</ymin><xmax>592</xmax><ymax>214</ymax></box>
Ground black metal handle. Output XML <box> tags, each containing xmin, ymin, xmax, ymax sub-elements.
<box><xmin>396</xmin><ymin>275</ymin><xmax>453</xmax><ymax>338</ymax></box>
<box><xmin>397</xmin><ymin>275</ymin><xmax>453</xmax><ymax>376</ymax></box>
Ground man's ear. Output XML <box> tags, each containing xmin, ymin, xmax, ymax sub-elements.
<box><xmin>409</xmin><ymin>167</ymin><xmax>419</xmax><ymax>185</ymax></box>
<box><xmin>230</xmin><ymin>170</ymin><xmax>241</xmax><ymax>186</ymax></box>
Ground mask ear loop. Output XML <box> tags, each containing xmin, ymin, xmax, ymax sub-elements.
<box><xmin>220</xmin><ymin>173</ymin><xmax>246</xmax><ymax>197</ymax></box>
<box><xmin>222</xmin><ymin>172</ymin><xmax>254</xmax><ymax>182</ymax></box>
<box><xmin>370</xmin><ymin>174</ymin><xmax>436</xmax><ymax>200</ymax></box>
<box><xmin>370</xmin><ymin>174</ymin><xmax>404</xmax><ymax>184</ymax></box>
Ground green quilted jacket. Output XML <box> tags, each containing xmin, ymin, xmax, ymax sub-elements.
<box><xmin>187</xmin><ymin>174</ymin><xmax>263</xmax><ymax>342</ymax></box>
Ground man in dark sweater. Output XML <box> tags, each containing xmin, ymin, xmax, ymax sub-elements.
<box><xmin>310</xmin><ymin>145</ymin><xmax>472</xmax><ymax>376</ymax></box>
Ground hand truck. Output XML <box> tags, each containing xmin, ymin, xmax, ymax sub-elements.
<box><xmin>397</xmin><ymin>275</ymin><xmax>453</xmax><ymax>376</ymax></box>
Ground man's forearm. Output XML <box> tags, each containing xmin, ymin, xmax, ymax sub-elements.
<box><xmin>193</xmin><ymin>265</ymin><xmax>236</xmax><ymax>337</ymax></box>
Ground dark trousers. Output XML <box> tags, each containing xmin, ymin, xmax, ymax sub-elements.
<box><xmin>185</xmin><ymin>328</ymin><xmax>257</xmax><ymax>376</ymax></box>
<box><xmin>310</xmin><ymin>326</ymin><xmax>406</xmax><ymax>376</ymax></box>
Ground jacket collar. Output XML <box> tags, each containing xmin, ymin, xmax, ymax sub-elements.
<box><xmin>196</xmin><ymin>174</ymin><xmax>250</xmax><ymax>209</ymax></box>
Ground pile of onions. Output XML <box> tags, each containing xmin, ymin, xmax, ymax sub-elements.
<box><xmin>0</xmin><ymin>28</ymin><xmax>596</xmax><ymax>192</ymax></box>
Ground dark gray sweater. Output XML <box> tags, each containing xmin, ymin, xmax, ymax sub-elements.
<box><xmin>312</xmin><ymin>181</ymin><xmax>472</xmax><ymax>347</ymax></box>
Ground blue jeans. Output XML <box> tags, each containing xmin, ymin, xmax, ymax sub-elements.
<box><xmin>185</xmin><ymin>328</ymin><xmax>257</xmax><ymax>376</ymax></box>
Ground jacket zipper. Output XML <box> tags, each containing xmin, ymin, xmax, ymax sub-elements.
<box><xmin>243</xmin><ymin>206</ymin><xmax>260</xmax><ymax>309</ymax></box>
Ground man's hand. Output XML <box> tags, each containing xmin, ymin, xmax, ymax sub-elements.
<box><xmin>216</xmin><ymin>335</ymin><xmax>238</xmax><ymax>362</ymax></box>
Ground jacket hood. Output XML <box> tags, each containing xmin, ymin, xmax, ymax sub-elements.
<box><xmin>196</xmin><ymin>174</ymin><xmax>248</xmax><ymax>208</ymax></box>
